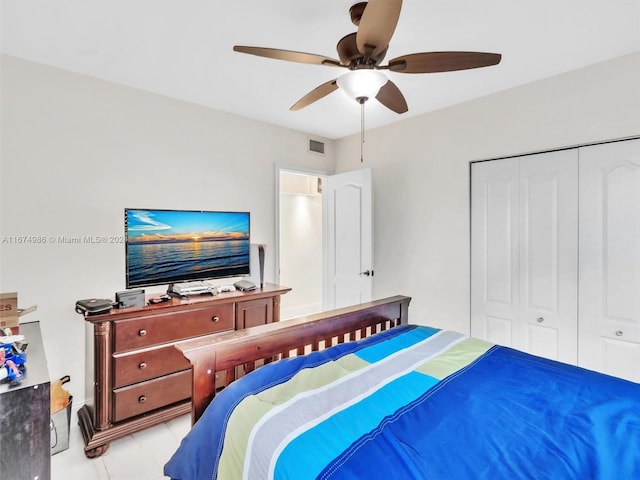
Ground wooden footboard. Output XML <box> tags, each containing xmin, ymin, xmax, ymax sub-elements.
<box><xmin>176</xmin><ymin>295</ymin><xmax>411</xmax><ymax>423</ymax></box>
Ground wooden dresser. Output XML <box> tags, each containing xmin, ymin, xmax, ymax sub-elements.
<box><xmin>78</xmin><ymin>283</ymin><xmax>290</xmax><ymax>458</ymax></box>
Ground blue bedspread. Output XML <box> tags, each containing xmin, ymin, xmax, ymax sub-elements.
<box><xmin>165</xmin><ymin>325</ymin><xmax>640</xmax><ymax>479</ymax></box>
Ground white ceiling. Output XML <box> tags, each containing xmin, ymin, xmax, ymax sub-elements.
<box><xmin>2</xmin><ymin>1</ymin><xmax>639</xmax><ymax>139</ymax></box>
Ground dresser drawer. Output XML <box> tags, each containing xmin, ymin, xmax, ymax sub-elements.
<box><xmin>112</xmin><ymin>370</ymin><xmax>191</xmax><ymax>422</ymax></box>
<box><xmin>113</xmin><ymin>345</ymin><xmax>191</xmax><ymax>388</ymax></box>
<box><xmin>113</xmin><ymin>304</ymin><xmax>234</xmax><ymax>352</ymax></box>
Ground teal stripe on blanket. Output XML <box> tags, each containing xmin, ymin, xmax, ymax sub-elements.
<box><xmin>354</xmin><ymin>326</ymin><xmax>440</xmax><ymax>364</ymax></box>
<box><xmin>273</xmin><ymin>371</ymin><xmax>439</xmax><ymax>480</ymax></box>
<box><xmin>242</xmin><ymin>330</ymin><xmax>465</xmax><ymax>479</ymax></box>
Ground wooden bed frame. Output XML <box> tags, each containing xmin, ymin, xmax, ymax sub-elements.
<box><xmin>176</xmin><ymin>295</ymin><xmax>411</xmax><ymax>423</ymax></box>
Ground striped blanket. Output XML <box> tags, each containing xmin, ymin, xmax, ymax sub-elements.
<box><xmin>165</xmin><ymin>325</ymin><xmax>640</xmax><ymax>480</ymax></box>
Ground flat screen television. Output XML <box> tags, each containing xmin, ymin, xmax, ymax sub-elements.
<box><xmin>125</xmin><ymin>208</ymin><xmax>250</xmax><ymax>288</ymax></box>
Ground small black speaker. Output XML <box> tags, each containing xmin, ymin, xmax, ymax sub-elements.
<box><xmin>258</xmin><ymin>244</ymin><xmax>265</xmax><ymax>288</ymax></box>
<box><xmin>115</xmin><ymin>289</ymin><xmax>145</xmax><ymax>308</ymax></box>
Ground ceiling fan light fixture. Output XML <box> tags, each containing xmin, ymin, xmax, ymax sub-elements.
<box><xmin>337</xmin><ymin>70</ymin><xmax>387</xmax><ymax>102</ymax></box>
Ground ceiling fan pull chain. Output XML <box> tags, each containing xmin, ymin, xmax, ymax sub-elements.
<box><xmin>360</xmin><ymin>100</ymin><xmax>365</xmax><ymax>162</ymax></box>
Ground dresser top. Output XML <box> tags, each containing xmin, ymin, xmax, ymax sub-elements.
<box><xmin>82</xmin><ymin>283</ymin><xmax>291</xmax><ymax>323</ymax></box>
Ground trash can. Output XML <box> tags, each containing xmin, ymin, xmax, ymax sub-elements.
<box><xmin>50</xmin><ymin>375</ymin><xmax>72</xmax><ymax>455</ymax></box>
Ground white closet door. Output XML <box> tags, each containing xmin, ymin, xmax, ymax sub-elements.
<box><xmin>518</xmin><ymin>150</ymin><xmax>578</xmax><ymax>364</ymax></box>
<box><xmin>471</xmin><ymin>158</ymin><xmax>520</xmax><ymax>346</ymax></box>
<box><xmin>324</xmin><ymin>168</ymin><xmax>373</xmax><ymax>310</ymax></box>
<box><xmin>578</xmin><ymin>139</ymin><xmax>640</xmax><ymax>382</ymax></box>
<box><xmin>471</xmin><ymin>150</ymin><xmax>578</xmax><ymax>363</ymax></box>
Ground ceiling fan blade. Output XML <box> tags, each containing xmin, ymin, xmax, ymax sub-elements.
<box><xmin>234</xmin><ymin>46</ymin><xmax>343</xmax><ymax>67</ymax></box>
<box><xmin>356</xmin><ymin>0</ymin><xmax>402</xmax><ymax>58</ymax></box>
<box><xmin>290</xmin><ymin>79</ymin><xmax>339</xmax><ymax>111</ymax></box>
<box><xmin>375</xmin><ymin>80</ymin><xmax>408</xmax><ymax>114</ymax></box>
<box><xmin>387</xmin><ymin>51</ymin><xmax>502</xmax><ymax>73</ymax></box>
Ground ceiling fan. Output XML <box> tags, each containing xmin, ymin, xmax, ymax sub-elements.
<box><xmin>233</xmin><ymin>0</ymin><xmax>502</xmax><ymax>114</ymax></box>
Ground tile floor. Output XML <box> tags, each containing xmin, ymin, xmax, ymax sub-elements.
<box><xmin>51</xmin><ymin>407</ymin><xmax>191</xmax><ymax>480</ymax></box>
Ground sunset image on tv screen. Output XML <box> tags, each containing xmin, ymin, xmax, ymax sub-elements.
<box><xmin>125</xmin><ymin>209</ymin><xmax>250</xmax><ymax>287</ymax></box>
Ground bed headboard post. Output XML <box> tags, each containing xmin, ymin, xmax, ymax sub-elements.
<box><xmin>178</xmin><ymin>295</ymin><xmax>411</xmax><ymax>424</ymax></box>
<box><xmin>399</xmin><ymin>296</ymin><xmax>409</xmax><ymax>325</ymax></box>
<box><xmin>181</xmin><ymin>348</ymin><xmax>218</xmax><ymax>423</ymax></box>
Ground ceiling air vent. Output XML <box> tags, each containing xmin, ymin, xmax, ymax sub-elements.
<box><xmin>308</xmin><ymin>138</ymin><xmax>325</xmax><ymax>156</ymax></box>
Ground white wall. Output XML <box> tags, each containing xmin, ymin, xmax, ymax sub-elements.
<box><xmin>335</xmin><ymin>52</ymin><xmax>640</xmax><ymax>334</ymax></box>
<box><xmin>2</xmin><ymin>51</ymin><xmax>639</xmax><ymax>405</ymax></box>
<box><xmin>0</xmin><ymin>54</ymin><xmax>335</xmax><ymax>404</ymax></box>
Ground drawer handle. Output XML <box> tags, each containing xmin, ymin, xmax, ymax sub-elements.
<box><xmin>212</xmin><ymin>316</ymin><xmax>220</xmax><ymax>323</ymax></box>
<box><xmin>615</xmin><ymin>330</ymin><xmax>624</xmax><ymax>337</ymax></box>
<box><xmin>138</xmin><ymin>329</ymin><xmax>147</xmax><ymax>337</ymax></box>
<box><xmin>536</xmin><ymin>317</ymin><xmax>544</xmax><ymax>323</ymax></box>
<box><xmin>138</xmin><ymin>395</ymin><xmax>146</xmax><ymax>403</ymax></box>
<box><xmin>138</xmin><ymin>362</ymin><xmax>147</xmax><ymax>370</ymax></box>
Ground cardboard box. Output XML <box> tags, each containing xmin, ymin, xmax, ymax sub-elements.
<box><xmin>0</xmin><ymin>293</ymin><xmax>37</xmax><ymax>334</ymax></box>
<box><xmin>0</xmin><ymin>292</ymin><xmax>18</xmax><ymax>331</ymax></box>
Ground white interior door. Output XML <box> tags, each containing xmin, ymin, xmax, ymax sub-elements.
<box><xmin>325</xmin><ymin>168</ymin><xmax>373</xmax><ymax>310</ymax></box>
<box><xmin>518</xmin><ymin>150</ymin><xmax>578</xmax><ymax>364</ymax></box>
<box><xmin>471</xmin><ymin>158</ymin><xmax>520</xmax><ymax>346</ymax></box>
<box><xmin>471</xmin><ymin>150</ymin><xmax>578</xmax><ymax>364</ymax></box>
<box><xmin>578</xmin><ymin>139</ymin><xmax>640</xmax><ymax>382</ymax></box>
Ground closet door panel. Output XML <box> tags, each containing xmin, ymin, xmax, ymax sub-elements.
<box><xmin>471</xmin><ymin>159</ymin><xmax>519</xmax><ymax>345</ymax></box>
<box><xmin>603</xmin><ymin>165</ymin><xmax>637</xmax><ymax>320</ymax></box>
<box><xmin>526</xmin><ymin>323</ymin><xmax>560</xmax><ymax>360</ymax></box>
<box><xmin>519</xmin><ymin>150</ymin><xmax>578</xmax><ymax>364</ymax></box>
<box><xmin>472</xmin><ymin>150</ymin><xmax>578</xmax><ymax>364</ymax></box>
<box><xmin>525</xmin><ymin>175</ymin><xmax>556</xmax><ymax>310</ymax></box>
<box><xmin>579</xmin><ymin>139</ymin><xmax>640</xmax><ymax>381</ymax></box>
